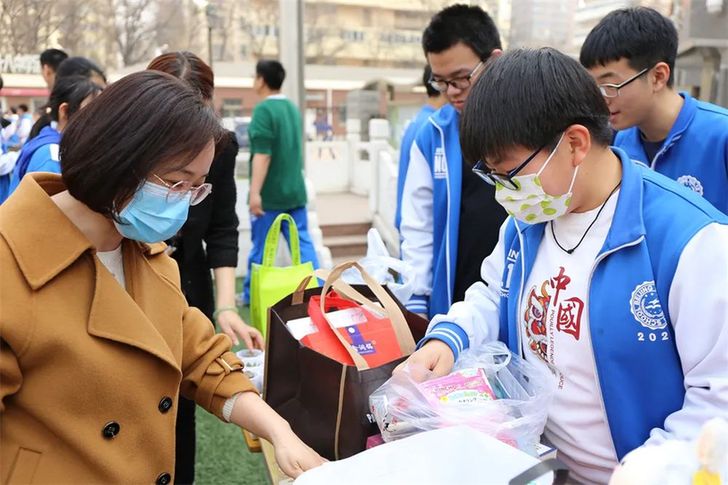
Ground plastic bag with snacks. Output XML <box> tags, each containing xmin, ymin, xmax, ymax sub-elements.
<box><xmin>369</xmin><ymin>341</ymin><xmax>556</xmax><ymax>456</ymax></box>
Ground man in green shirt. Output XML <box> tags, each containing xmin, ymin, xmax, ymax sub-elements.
<box><xmin>243</xmin><ymin>59</ymin><xmax>319</xmax><ymax>303</ymax></box>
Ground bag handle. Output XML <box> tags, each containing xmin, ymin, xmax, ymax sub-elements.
<box><xmin>319</xmin><ymin>261</ymin><xmax>416</xmax><ymax>371</ymax></box>
<box><xmin>262</xmin><ymin>213</ymin><xmax>302</xmax><ymax>267</ymax></box>
<box><xmin>292</xmin><ymin>275</ymin><xmax>314</xmax><ymax>306</ymax></box>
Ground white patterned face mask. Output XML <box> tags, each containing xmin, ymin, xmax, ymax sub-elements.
<box><xmin>494</xmin><ymin>134</ymin><xmax>578</xmax><ymax>224</ymax></box>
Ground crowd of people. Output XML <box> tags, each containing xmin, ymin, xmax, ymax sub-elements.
<box><xmin>1</xmin><ymin>2</ymin><xmax>727</xmax><ymax>484</ymax></box>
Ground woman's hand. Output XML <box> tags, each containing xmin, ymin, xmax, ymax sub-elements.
<box><xmin>272</xmin><ymin>428</ymin><xmax>327</xmax><ymax>478</ymax></box>
<box><xmin>216</xmin><ymin>310</ymin><xmax>265</xmax><ymax>350</ymax></box>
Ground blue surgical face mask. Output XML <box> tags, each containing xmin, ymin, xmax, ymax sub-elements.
<box><xmin>114</xmin><ymin>181</ymin><xmax>191</xmax><ymax>243</ymax></box>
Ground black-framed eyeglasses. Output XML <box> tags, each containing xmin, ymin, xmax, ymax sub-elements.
<box><xmin>598</xmin><ymin>67</ymin><xmax>650</xmax><ymax>98</ymax></box>
<box><xmin>472</xmin><ymin>142</ymin><xmax>548</xmax><ymax>190</ymax></box>
<box><xmin>429</xmin><ymin>61</ymin><xmax>485</xmax><ymax>93</ymax></box>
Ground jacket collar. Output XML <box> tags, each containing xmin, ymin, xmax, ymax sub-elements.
<box><xmin>430</xmin><ymin>103</ymin><xmax>459</xmax><ymax>130</ymax></box>
<box><xmin>516</xmin><ymin>147</ymin><xmax>646</xmax><ymax>253</ymax></box>
<box><xmin>0</xmin><ymin>173</ymin><xmax>165</xmax><ymax>289</ymax></box>
<box><xmin>0</xmin><ymin>173</ymin><xmax>179</xmax><ymax>368</ymax></box>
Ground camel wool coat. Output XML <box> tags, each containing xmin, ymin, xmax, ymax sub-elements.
<box><xmin>0</xmin><ymin>174</ymin><xmax>256</xmax><ymax>484</ymax></box>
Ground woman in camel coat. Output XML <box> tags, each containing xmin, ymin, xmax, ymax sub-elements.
<box><xmin>0</xmin><ymin>71</ymin><xmax>323</xmax><ymax>484</ymax></box>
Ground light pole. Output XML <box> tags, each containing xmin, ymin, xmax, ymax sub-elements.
<box><xmin>205</xmin><ymin>3</ymin><xmax>216</xmax><ymax>69</ymax></box>
<box><xmin>193</xmin><ymin>0</ymin><xmax>215</xmax><ymax>68</ymax></box>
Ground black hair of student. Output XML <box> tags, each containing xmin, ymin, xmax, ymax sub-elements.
<box><xmin>40</xmin><ymin>48</ymin><xmax>69</xmax><ymax>70</ymax></box>
<box><xmin>56</xmin><ymin>56</ymin><xmax>107</xmax><ymax>84</ymax></box>
<box><xmin>579</xmin><ymin>7</ymin><xmax>678</xmax><ymax>87</ymax></box>
<box><xmin>461</xmin><ymin>48</ymin><xmax>613</xmax><ymax>166</ymax></box>
<box><xmin>422</xmin><ymin>4</ymin><xmax>501</xmax><ymax>60</ymax></box>
<box><xmin>50</xmin><ymin>76</ymin><xmax>103</xmax><ymax>122</ymax></box>
<box><xmin>61</xmin><ymin>71</ymin><xmax>225</xmax><ymax>221</ymax></box>
<box><xmin>423</xmin><ymin>65</ymin><xmax>440</xmax><ymax>98</ymax></box>
<box><xmin>18</xmin><ymin>104</ymin><xmax>29</xmax><ymax>113</ymax></box>
<box><xmin>256</xmin><ymin>60</ymin><xmax>285</xmax><ymax>90</ymax></box>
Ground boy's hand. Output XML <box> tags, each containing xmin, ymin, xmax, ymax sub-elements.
<box><xmin>395</xmin><ymin>339</ymin><xmax>455</xmax><ymax>378</ymax></box>
<box><xmin>272</xmin><ymin>429</ymin><xmax>327</xmax><ymax>478</ymax></box>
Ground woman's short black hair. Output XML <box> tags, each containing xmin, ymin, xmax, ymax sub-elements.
<box><xmin>256</xmin><ymin>60</ymin><xmax>285</xmax><ymax>90</ymax></box>
<box><xmin>422</xmin><ymin>4</ymin><xmax>501</xmax><ymax>60</ymax></box>
<box><xmin>56</xmin><ymin>56</ymin><xmax>107</xmax><ymax>84</ymax></box>
<box><xmin>580</xmin><ymin>7</ymin><xmax>678</xmax><ymax>86</ymax></box>
<box><xmin>61</xmin><ymin>70</ymin><xmax>225</xmax><ymax>219</ymax></box>
<box><xmin>461</xmin><ymin>48</ymin><xmax>612</xmax><ymax>165</ymax></box>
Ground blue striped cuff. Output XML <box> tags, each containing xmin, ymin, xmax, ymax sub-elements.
<box><xmin>406</xmin><ymin>294</ymin><xmax>429</xmax><ymax>315</ymax></box>
<box><xmin>416</xmin><ymin>322</ymin><xmax>469</xmax><ymax>360</ymax></box>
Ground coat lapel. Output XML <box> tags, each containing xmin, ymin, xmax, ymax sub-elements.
<box><xmin>86</xmin><ymin>241</ymin><xmax>181</xmax><ymax>371</ymax></box>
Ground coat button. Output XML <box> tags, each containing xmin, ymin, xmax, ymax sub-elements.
<box><xmin>156</xmin><ymin>472</ymin><xmax>172</xmax><ymax>485</ymax></box>
<box><xmin>158</xmin><ymin>396</ymin><xmax>173</xmax><ymax>413</ymax></box>
<box><xmin>102</xmin><ymin>421</ymin><xmax>120</xmax><ymax>439</ymax></box>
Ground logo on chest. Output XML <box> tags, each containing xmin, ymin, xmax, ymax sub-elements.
<box><xmin>630</xmin><ymin>281</ymin><xmax>667</xmax><ymax>330</ymax></box>
<box><xmin>676</xmin><ymin>175</ymin><xmax>704</xmax><ymax>196</ymax></box>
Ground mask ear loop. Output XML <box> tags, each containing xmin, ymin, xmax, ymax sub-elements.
<box><xmin>535</xmin><ymin>132</ymin><xmax>566</xmax><ymax>177</ymax></box>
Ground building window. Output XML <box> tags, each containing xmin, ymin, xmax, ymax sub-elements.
<box><xmin>341</xmin><ymin>30</ymin><xmax>365</xmax><ymax>42</ymax></box>
<box><xmin>221</xmin><ymin>98</ymin><xmax>244</xmax><ymax>118</ymax></box>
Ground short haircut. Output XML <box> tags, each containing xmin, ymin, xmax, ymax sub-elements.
<box><xmin>461</xmin><ymin>48</ymin><xmax>612</xmax><ymax>165</ymax></box>
<box><xmin>147</xmin><ymin>51</ymin><xmax>214</xmax><ymax>101</ymax></box>
<box><xmin>61</xmin><ymin>71</ymin><xmax>224</xmax><ymax>220</ymax></box>
<box><xmin>56</xmin><ymin>56</ymin><xmax>107</xmax><ymax>85</ymax></box>
<box><xmin>40</xmin><ymin>48</ymin><xmax>69</xmax><ymax>71</ymax></box>
<box><xmin>255</xmin><ymin>59</ymin><xmax>285</xmax><ymax>90</ymax></box>
<box><xmin>580</xmin><ymin>7</ymin><xmax>678</xmax><ymax>86</ymax></box>
<box><xmin>422</xmin><ymin>4</ymin><xmax>501</xmax><ymax>60</ymax></box>
<box><xmin>18</xmin><ymin>104</ymin><xmax>28</xmax><ymax>113</ymax></box>
<box><xmin>423</xmin><ymin>65</ymin><xmax>439</xmax><ymax>98</ymax></box>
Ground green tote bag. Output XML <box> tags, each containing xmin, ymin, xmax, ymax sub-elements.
<box><xmin>250</xmin><ymin>213</ymin><xmax>317</xmax><ymax>337</ymax></box>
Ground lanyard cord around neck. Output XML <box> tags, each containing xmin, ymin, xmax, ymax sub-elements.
<box><xmin>549</xmin><ymin>181</ymin><xmax>622</xmax><ymax>255</ymax></box>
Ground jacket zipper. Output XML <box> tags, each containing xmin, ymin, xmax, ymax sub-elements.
<box><xmin>584</xmin><ymin>235</ymin><xmax>645</xmax><ymax>457</ymax></box>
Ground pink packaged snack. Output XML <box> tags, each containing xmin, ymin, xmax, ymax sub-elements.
<box><xmin>418</xmin><ymin>368</ymin><xmax>497</xmax><ymax>405</ymax></box>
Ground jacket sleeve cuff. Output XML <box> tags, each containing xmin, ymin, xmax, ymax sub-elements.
<box><xmin>195</xmin><ymin>351</ymin><xmax>259</xmax><ymax>420</ymax></box>
<box><xmin>416</xmin><ymin>322</ymin><xmax>469</xmax><ymax>360</ymax></box>
<box><xmin>405</xmin><ymin>294</ymin><xmax>429</xmax><ymax>315</ymax></box>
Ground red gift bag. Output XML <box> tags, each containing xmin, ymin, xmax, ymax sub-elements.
<box><xmin>305</xmin><ymin>290</ymin><xmax>404</xmax><ymax>368</ymax></box>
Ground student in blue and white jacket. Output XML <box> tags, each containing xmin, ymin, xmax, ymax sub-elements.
<box><xmin>403</xmin><ymin>48</ymin><xmax>728</xmax><ymax>484</ymax></box>
<box><xmin>4</xmin><ymin>75</ymin><xmax>102</xmax><ymax>203</ymax></box>
<box><xmin>581</xmin><ymin>7</ymin><xmax>728</xmax><ymax>214</ymax></box>
<box><xmin>400</xmin><ymin>5</ymin><xmax>506</xmax><ymax>319</ymax></box>
<box><xmin>395</xmin><ymin>65</ymin><xmax>446</xmax><ymax>231</ymax></box>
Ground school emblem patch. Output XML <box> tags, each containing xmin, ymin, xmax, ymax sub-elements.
<box><xmin>677</xmin><ymin>175</ymin><xmax>704</xmax><ymax>196</ymax></box>
<box><xmin>630</xmin><ymin>281</ymin><xmax>667</xmax><ymax>330</ymax></box>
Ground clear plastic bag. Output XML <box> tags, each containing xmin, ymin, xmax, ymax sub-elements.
<box><xmin>369</xmin><ymin>341</ymin><xmax>556</xmax><ymax>456</ymax></box>
<box><xmin>342</xmin><ymin>228</ymin><xmax>414</xmax><ymax>304</ymax></box>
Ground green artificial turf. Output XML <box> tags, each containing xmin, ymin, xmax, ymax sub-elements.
<box><xmin>195</xmin><ymin>291</ymin><xmax>270</xmax><ymax>485</ymax></box>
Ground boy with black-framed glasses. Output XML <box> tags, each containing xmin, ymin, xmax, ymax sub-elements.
<box><xmin>399</xmin><ymin>4</ymin><xmax>506</xmax><ymax>320</ymax></box>
<box><xmin>580</xmin><ymin>7</ymin><xmax>728</xmax><ymax>214</ymax></box>
<box><xmin>402</xmin><ymin>47</ymin><xmax>728</xmax><ymax>483</ymax></box>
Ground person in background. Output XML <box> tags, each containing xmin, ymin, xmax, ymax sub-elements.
<box><xmin>4</xmin><ymin>76</ymin><xmax>103</xmax><ymax>203</ymax></box>
<box><xmin>242</xmin><ymin>59</ymin><xmax>319</xmax><ymax>304</ymax></box>
<box><xmin>29</xmin><ymin>56</ymin><xmax>108</xmax><ymax>141</ymax></box>
<box><xmin>0</xmin><ymin>76</ymin><xmax>18</xmax><ymax>203</ymax></box>
<box><xmin>0</xmin><ymin>70</ymin><xmax>324</xmax><ymax>483</ymax></box>
<box><xmin>56</xmin><ymin>56</ymin><xmax>107</xmax><ymax>87</ymax></box>
<box><xmin>395</xmin><ymin>64</ymin><xmax>447</xmax><ymax>232</ymax></box>
<box><xmin>39</xmin><ymin>48</ymin><xmax>69</xmax><ymax>89</ymax></box>
<box><xmin>400</xmin><ymin>4</ymin><xmax>506</xmax><ymax>319</ymax></box>
<box><xmin>580</xmin><ymin>7</ymin><xmax>728</xmax><ymax>214</ymax></box>
<box><xmin>8</xmin><ymin>104</ymin><xmax>32</xmax><ymax>149</ymax></box>
<box><xmin>147</xmin><ymin>51</ymin><xmax>264</xmax><ymax>485</ymax></box>
<box><xmin>405</xmin><ymin>47</ymin><xmax>728</xmax><ymax>484</ymax></box>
